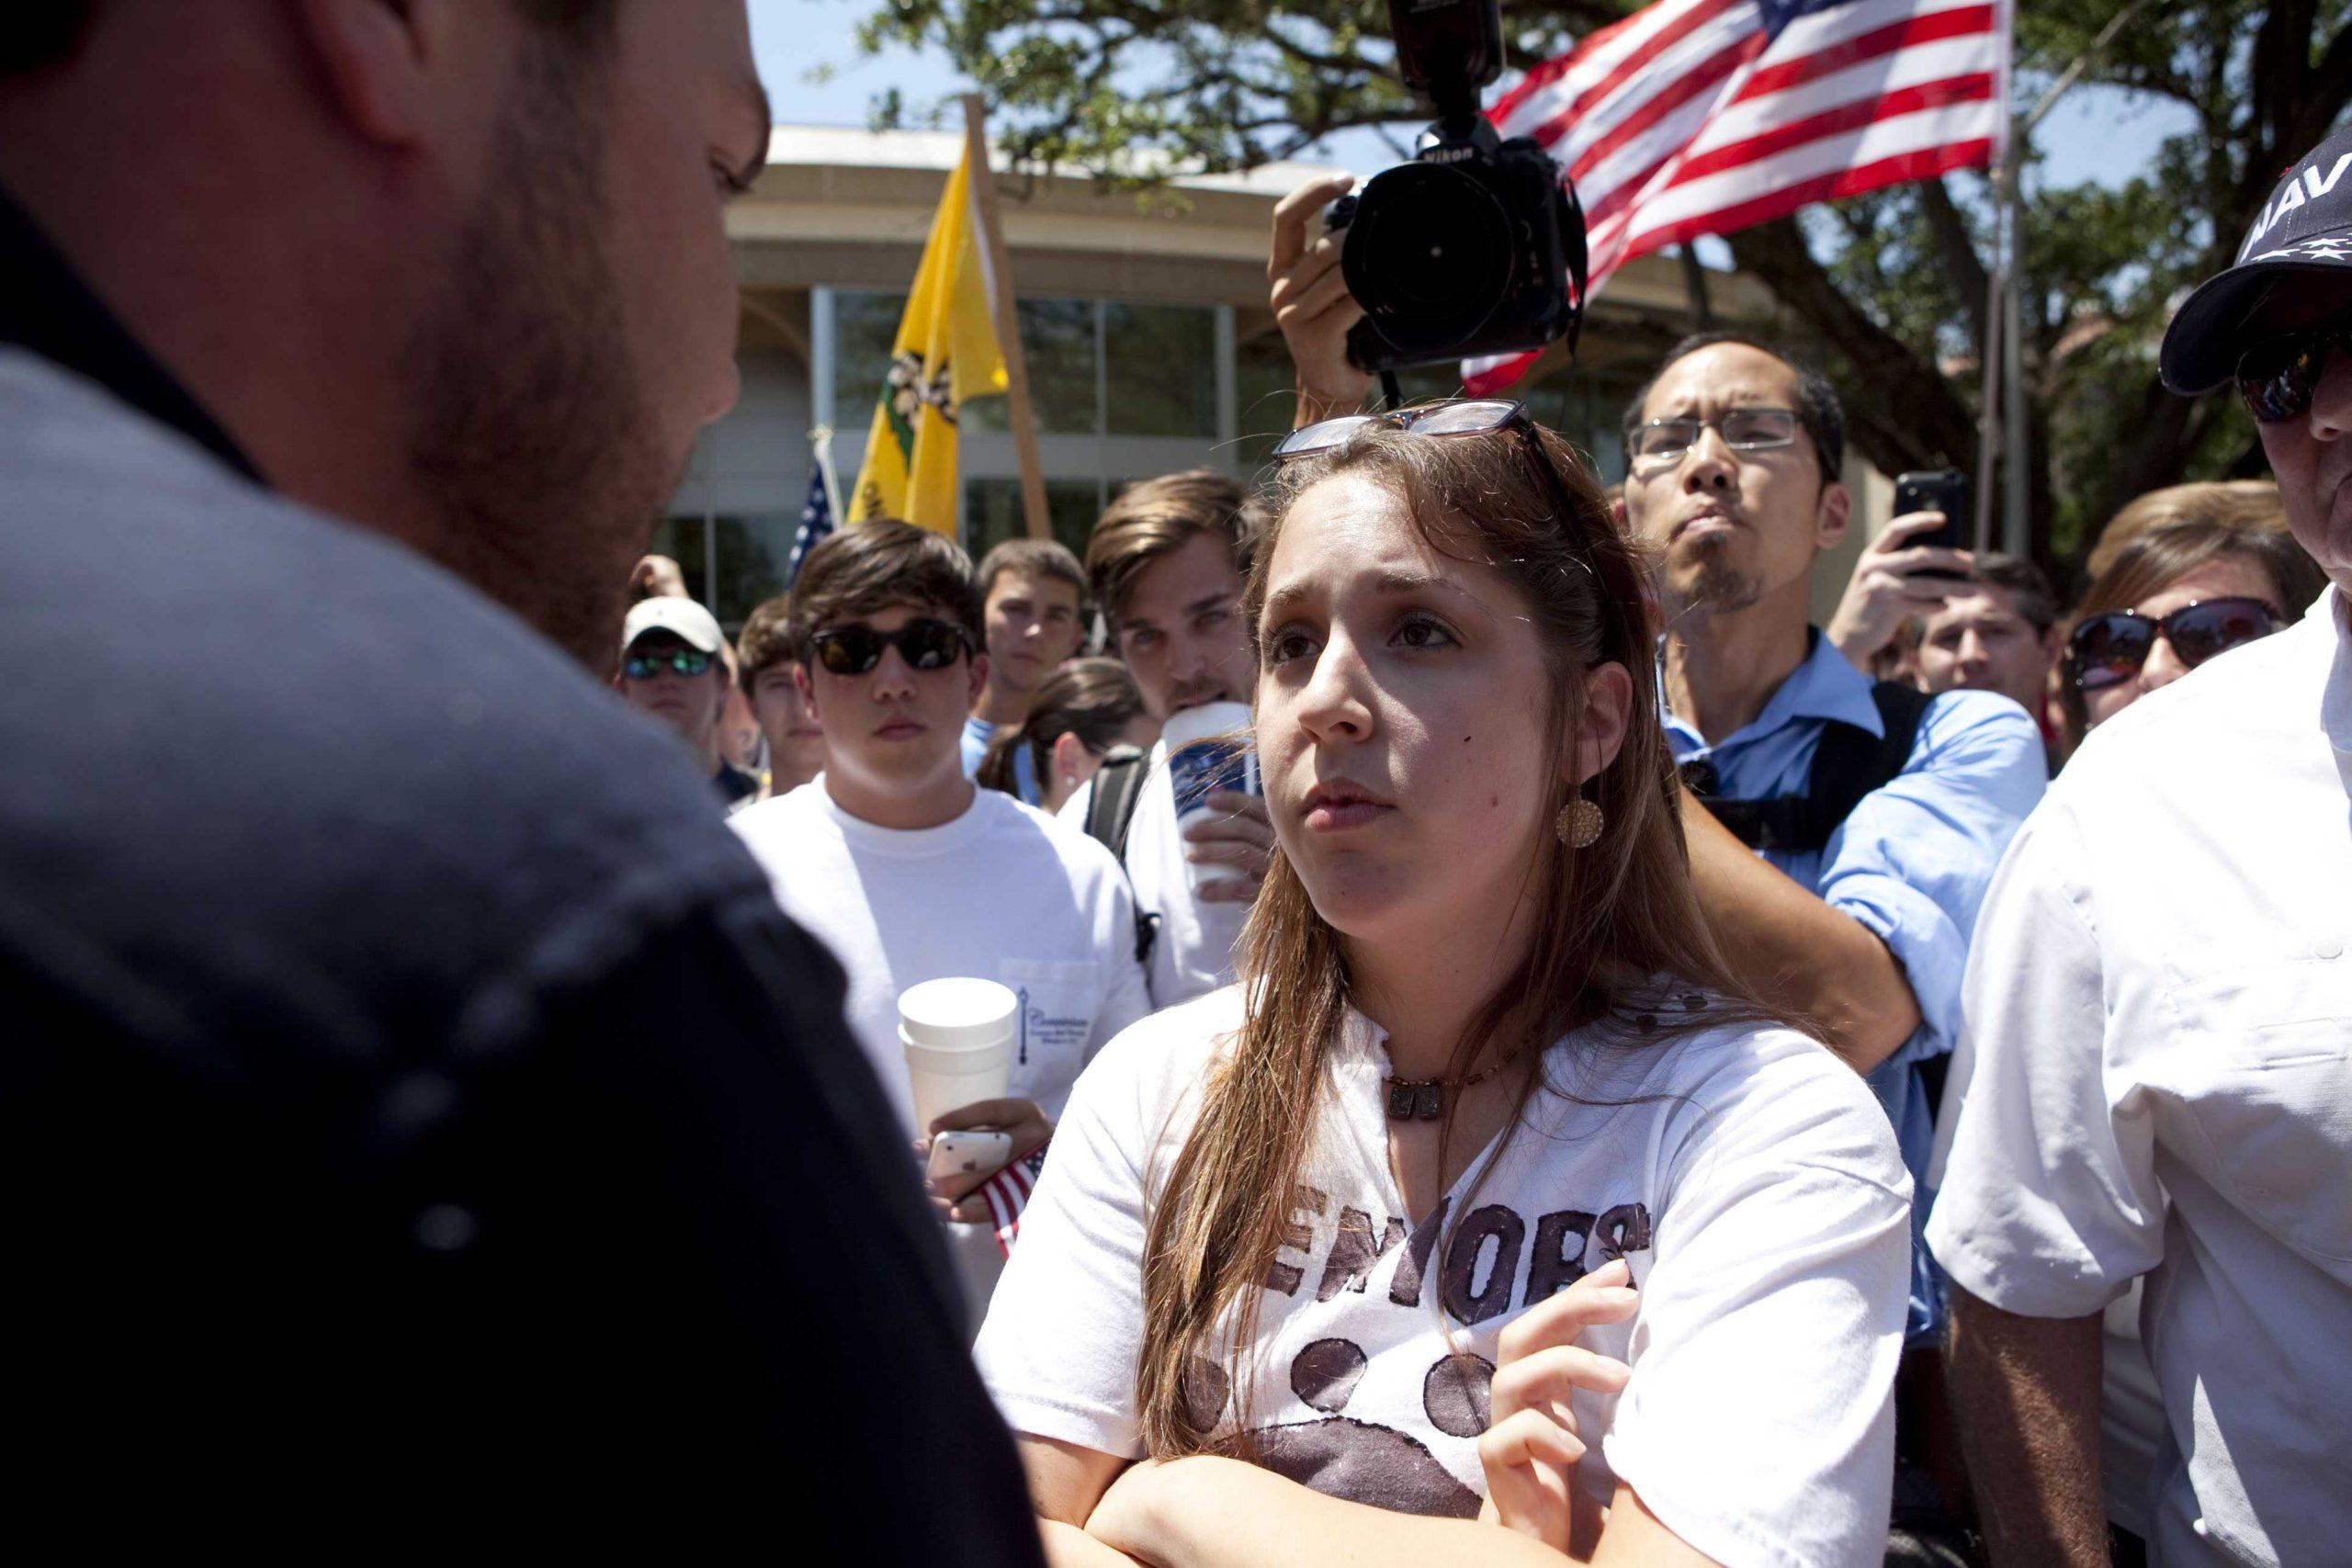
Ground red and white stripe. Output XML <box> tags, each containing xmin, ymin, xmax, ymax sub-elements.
<box><xmin>978</xmin><ymin>1143</ymin><xmax>1050</xmax><ymax>1258</ymax></box>
<box><xmin>1464</xmin><ymin>0</ymin><xmax>2008</xmax><ymax>393</ymax></box>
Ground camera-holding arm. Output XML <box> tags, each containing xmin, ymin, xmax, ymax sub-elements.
<box><xmin>1320</xmin><ymin>0</ymin><xmax>1588</xmax><ymax>382</ymax></box>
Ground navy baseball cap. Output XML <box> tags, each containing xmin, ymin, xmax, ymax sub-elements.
<box><xmin>2161</xmin><ymin>124</ymin><xmax>2352</xmax><ymax>396</ymax></box>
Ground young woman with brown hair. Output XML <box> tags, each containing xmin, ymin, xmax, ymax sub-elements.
<box><xmin>974</xmin><ymin>405</ymin><xmax>1912</xmax><ymax>1566</ymax></box>
<box><xmin>977</xmin><ymin>657</ymin><xmax>1157</xmax><ymax>815</ymax></box>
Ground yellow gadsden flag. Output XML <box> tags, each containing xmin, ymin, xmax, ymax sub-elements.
<box><xmin>848</xmin><ymin>146</ymin><xmax>1008</xmax><ymax>533</ymax></box>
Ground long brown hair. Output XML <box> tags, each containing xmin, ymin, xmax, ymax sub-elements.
<box><xmin>976</xmin><ymin>658</ymin><xmax>1144</xmax><ymax>796</ymax></box>
<box><xmin>1135</xmin><ymin>418</ymin><xmax>1787</xmax><ymax>1456</ymax></box>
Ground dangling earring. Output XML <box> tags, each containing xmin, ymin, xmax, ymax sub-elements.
<box><xmin>1556</xmin><ymin>795</ymin><xmax>1604</xmax><ymax>850</ymax></box>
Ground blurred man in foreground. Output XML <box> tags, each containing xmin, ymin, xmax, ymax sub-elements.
<box><xmin>0</xmin><ymin>2</ymin><xmax>1041</xmax><ymax>1554</ymax></box>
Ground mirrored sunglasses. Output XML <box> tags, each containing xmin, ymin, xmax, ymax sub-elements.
<box><xmin>1270</xmin><ymin>398</ymin><xmax>1531</xmax><ymax>460</ymax></box>
<box><xmin>2236</xmin><ymin>323</ymin><xmax>2352</xmax><ymax>424</ymax></box>
<box><xmin>623</xmin><ymin>648</ymin><xmax>716</xmax><ymax>681</ymax></box>
<box><xmin>809</xmin><ymin>618</ymin><xmax>973</xmax><ymax>676</ymax></box>
<box><xmin>2067</xmin><ymin>596</ymin><xmax>2280</xmax><ymax>692</ymax></box>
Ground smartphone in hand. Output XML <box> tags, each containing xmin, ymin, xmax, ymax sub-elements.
<box><xmin>1892</xmin><ymin>468</ymin><xmax>1972</xmax><ymax>579</ymax></box>
<box><xmin>926</xmin><ymin>1129</ymin><xmax>1014</xmax><ymax>1187</ymax></box>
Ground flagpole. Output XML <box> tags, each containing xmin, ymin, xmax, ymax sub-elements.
<box><xmin>961</xmin><ymin>95</ymin><xmax>1053</xmax><ymax>543</ymax></box>
<box><xmin>811</xmin><ymin>423</ymin><xmax>842</xmax><ymax>521</ymax></box>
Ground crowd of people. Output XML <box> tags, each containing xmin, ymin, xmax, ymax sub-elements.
<box><xmin>6</xmin><ymin>2</ymin><xmax>2349</xmax><ymax>1562</ymax></box>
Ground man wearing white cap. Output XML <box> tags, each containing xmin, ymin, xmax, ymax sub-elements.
<box><xmin>616</xmin><ymin>595</ymin><xmax>760</xmax><ymax>812</ymax></box>
<box><xmin>1930</xmin><ymin>124</ymin><xmax>2352</xmax><ymax>1566</ymax></box>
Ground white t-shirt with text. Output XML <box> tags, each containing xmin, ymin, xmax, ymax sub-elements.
<box><xmin>975</xmin><ymin>986</ymin><xmax>1913</xmax><ymax>1568</ymax></box>
<box><xmin>1058</xmin><ymin>740</ymin><xmax>1248</xmax><ymax>1008</ymax></box>
<box><xmin>729</xmin><ymin>780</ymin><xmax>1152</xmax><ymax>1133</ymax></box>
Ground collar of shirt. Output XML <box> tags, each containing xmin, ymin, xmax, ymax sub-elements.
<box><xmin>1659</xmin><ymin>626</ymin><xmax>1883</xmax><ymax>764</ymax></box>
<box><xmin>0</xmin><ymin>181</ymin><xmax>262</xmax><ymax>484</ymax></box>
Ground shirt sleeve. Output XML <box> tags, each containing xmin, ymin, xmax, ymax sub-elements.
<box><xmin>1923</xmin><ymin>803</ymin><xmax>2157</xmax><ymax>1317</ymax></box>
<box><xmin>972</xmin><ymin>1025</ymin><xmax>1166</xmax><ymax>1460</ymax></box>
<box><xmin>1091</xmin><ymin>872</ymin><xmax>1153</xmax><ymax>1055</ymax></box>
<box><xmin>1816</xmin><ymin>691</ymin><xmax>2047</xmax><ymax>1071</ymax></box>
<box><xmin>1600</xmin><ymin>1044</ymin><xmax>1913</xmax><ymax>1568</ymax></box>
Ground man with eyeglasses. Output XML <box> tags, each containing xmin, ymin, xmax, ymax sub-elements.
<box><xmin>729</xmin><ymin>520</ymin><xmax>1150</xmax><ymax>1312</ymax></box>
<box><xmin>615</xmin><ymin>596</ymin><xmax>761</xmax><ymax>812</ymax></box>
<box><xmin>1929</xmin><ymin>125</ymin><xmax>2352</xmax><ymax>1567</ymax></box>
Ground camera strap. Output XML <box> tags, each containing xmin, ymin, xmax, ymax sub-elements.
<box><xmin>1681</xmin><ymin>682</ymin><xmax>1932</xmax><ymax>855</ymax></box>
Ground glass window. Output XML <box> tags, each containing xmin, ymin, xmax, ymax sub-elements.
<box><xmin>711</xmin><ymin>514</ymin><xmax>792</xmax><ymax>628</ymax></box>
<box><xmin>967</xmin><ymin>298</ymin><xmax>1096</xmax><ymax>435</ymax></box>
<box><xmin>965</xmin><ymin>479</ymin><xmax>1102</xmax><ymax>563</ymax></box>
<box><xmin>653</xmin><ymin>516</ymin><xmax>710</xmax><ymax>605</ymax></box>
<box><xmin>834</xmin><ymin>291</ymin><xmax>909</xmax><ymax>428</ymax></box>
<box><xmin>1103</xmin><ymin>303</ymin><xmax>1216</xmax><ymax>438</ymax></box>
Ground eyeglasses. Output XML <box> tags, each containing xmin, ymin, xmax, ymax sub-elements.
<box><xmin>809</xmin><ymin>618</ymin><xmax>973</xmax><ymax>676</ymax></box>
<box><xmin>2236</xmin><ymin>323</ymin><xmax>2352</xmax><ymax>423</ymax></box>
<box><xmin>1272</xmin><ymin>398</ymin><xmax>1538</xmax><ymax>458</ymax></box>
<box><xmin>623</xmin><ymin>648</ymin><xmax>715</xmax><ymax>681</ymax></box>
<box><xmin>1627</xmin><ymin>407</ymin><xmax>1800</xmax><ymax>468</ymax></box>
<box><xmin>2066</xmin><ymin>596</ymin><xmax>2280</xmax><ymax>692</ymax></box>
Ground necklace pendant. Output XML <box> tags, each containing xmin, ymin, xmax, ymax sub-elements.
<box><xmin>1386</xmin><ymin>1078</ymin><xmax>1446</xmax><ymax>1122</ymax></box>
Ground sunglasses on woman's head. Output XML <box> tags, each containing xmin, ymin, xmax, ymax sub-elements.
<box><xmin>1271</xmin><ymin>398</ymin><xmax>1589</xmax><ymax>525</ymax></box>
<box><xmin>2236</xmin><ymin>321</ymin><xmax>2352</xmax><ymax>423</ymax></box>
<box><xmin>808</xmin><ymin>618</ymin><xmax>973</xmax><ymax>676</ymax></box>
<box><xmin>623</xmin><ymin>648</ymin><xmax>715</xmax><ymax>681</ymax></box>
<box><xmin>2066</xmin><ymin>596</ymin><xmax>2280</xmax><ymax>692</ymax></box>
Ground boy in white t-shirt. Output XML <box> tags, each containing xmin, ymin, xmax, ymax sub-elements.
<box><xmin>728</xmin><ymin>522</ymin><xmax>1149</xmax><ymax>1218</ymax></box>
<box><xmin>1064</xmin><ymin>471</ymin><xmax>1274</xmax><ymax>1005</ymax></box>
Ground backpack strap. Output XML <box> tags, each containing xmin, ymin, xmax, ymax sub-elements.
<box><xmin>1083</xmin><ymin>745</ymin><xmax>1161</xmax><ymax>969</ymax></box>
<box><xmin>1685</xmin><ymin>682</ymin><xmax>1934</xmax><ymax>854</ymax></box>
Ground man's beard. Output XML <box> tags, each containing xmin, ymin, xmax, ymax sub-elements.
<box><xmin>401</xmin><ymin>39</ymin><xmax>683</xmax><ymax>671</ymax></box>
<box><xmin>1668</xmin><ymin>535</ymin><xmax>1761</xmax><ymax>616</ymax></box>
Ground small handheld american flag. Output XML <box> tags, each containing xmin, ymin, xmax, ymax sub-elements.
<box><xmin>977</xmin><ymin>1142</ymin><xmax>1051</xmax><ymax>1258</ymax></box>
<box><xmin>1468</xmin><ymin>0</ymin><xmax>2009</xmax><ymax>393</ymax></box>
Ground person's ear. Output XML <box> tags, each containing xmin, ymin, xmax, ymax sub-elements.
<box><xmin>288</xmin><ymin>0</ymin><xmax>462</xmax><ymax>150</ymax></box>
<box><xmin>967</xmin><ymin>650</ymin><xmax>990</xmax><ymax>705</ymax></box>
<box><xmin>1814</xmin><ymin>479</ymin><xmax>1853</xmax><ymax>553</ymax></box>
<box><xmin>1569</xmin><ymin>661</ymin><xmax>1635</xmax><ymax>786</ymax></box>
<box><xmin>1610</xmin><ymin>496</ymin><xmax>1629</xmax><ymax>530</ymax></box>
<box><xmin>793</xmin><ymin>661</ymin><xmax>820</xmax><ymax>721</ymax></box>
<box><xmin>1049</xmin><ymin>730</ymin><xmax>1091</xmax><ymax>791</ymax></box>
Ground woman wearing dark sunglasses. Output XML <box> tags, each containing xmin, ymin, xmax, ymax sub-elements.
<box><xmin>2059</xmin><ymin>516</ymin><xmax>2325</xmax><ymax>741</ymax></box>
<box><xmin>975</xmin><ymin>403</ymin><xmax>1911</xmax><ymax>1567</ymax></box>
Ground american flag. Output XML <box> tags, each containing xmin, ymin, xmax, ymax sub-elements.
<box><xmin>977</xmin><ymin>1142</ymin><xmax>1051</xmax><ymax>1258</ymax></box>
<box><xmin>785</xmin><ymin>454</ymin><xmax>835</xmax><ymax>588</ymax></box>
<box><xmin>1467</xmin><ymin>0</ymin><xmax>2008</xmax><ymax>393</ymax></box>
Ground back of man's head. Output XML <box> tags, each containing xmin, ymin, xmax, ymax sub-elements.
<box><xmin>1085</xmin><ymin>470</ymin><xmax>1257</xmax><ymax>629</ymax></box>
<box><xmin>788</xmin><ymin>520</ymin><xmax>982</xmax><ymax>652</ymax></box>
<box><xmin>0</xmin><ymin>0</ymin><xmax>763</xmax><ymax>669</ymax></box>
<box><xmin>1622</xmin><ymin>330</ymin><xmax>1847</xmax><ymax>479</ymax></box>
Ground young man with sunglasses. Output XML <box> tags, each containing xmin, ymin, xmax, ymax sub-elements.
<box><xmin>1930</xmin><ymin>125</ymin><xmax>2352</xmax><ymax>1568</ymax></box>
<box><xmin>728</xmin><ymin>521</ymin><xmax>1150</xmax><ymax>1297</ymax></box>
<box><xmin>614</xmin><ymin>595</ymin><xmax>761</xmax><ymax>812</ymax></box>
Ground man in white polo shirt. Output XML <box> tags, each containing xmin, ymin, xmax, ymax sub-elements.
<box><xmin>1928</xmin><ymin>125</ymin><xmax>2352</xmax><ymax>1567</ymax></box>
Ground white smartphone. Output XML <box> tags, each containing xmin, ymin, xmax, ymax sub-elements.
<box><xmin>926</xmin><ymin>1129</ymin><xmax>1014</xmax><ymax>1185</ymax></box>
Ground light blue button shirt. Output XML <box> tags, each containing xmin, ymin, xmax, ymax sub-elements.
<box><xmin>962</xmin><ymin>715</ymin><xmax>1041</xmax><ymax>804</ymax></box>
<box><xmin>1664</xmin><ymin>629</ymin><xmax>2047</xmax><ymax>1340</ymax></box>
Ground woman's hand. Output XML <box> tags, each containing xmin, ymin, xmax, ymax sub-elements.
<box><xmin>1477</xmin><ymin>1258</ymin><xmax>1639</xmax><ymax>1552</ymax></box>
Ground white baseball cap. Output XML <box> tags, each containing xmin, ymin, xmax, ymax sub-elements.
<box><xmin>620</xmin><ymin>595</ymin><xmax>725</xmax><ymax>657</ymax></box>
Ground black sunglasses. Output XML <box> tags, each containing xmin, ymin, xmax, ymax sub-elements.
<box><xmin>2236</xmin><ymin>322</ymin><xmax>2352</xmax><ymax>423</ymax></box>
<box><xmin>623</xmin><ymin>647</ymin><xmax>715</xmax><ymax>681</ymax></box>
<box><xmin>2067</xmin><ymin>596</ymin><xmax>2280</xmax><ymax>692</ymax></box>
<box><xmin>809</xmin><ymin>618</ymin><xmax>973</xmax><ymax>676</ymax></box>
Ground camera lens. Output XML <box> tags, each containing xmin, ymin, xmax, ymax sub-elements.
<box><xmin>1343</xmin><ymin>161</ymin><xmax>1513</xmax><ymax>343</ymax></box>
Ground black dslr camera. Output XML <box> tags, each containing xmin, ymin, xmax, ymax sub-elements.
<box><xmin>1329</xmin><ymin>0</ymin><xmax>1588</xmax><ymax>379</ymax></box>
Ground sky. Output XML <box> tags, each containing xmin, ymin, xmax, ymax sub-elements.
<box><xmin>748</xmin><ymin>0</ymin><xmax>2197</xmax><ymax>197</ymax></box>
